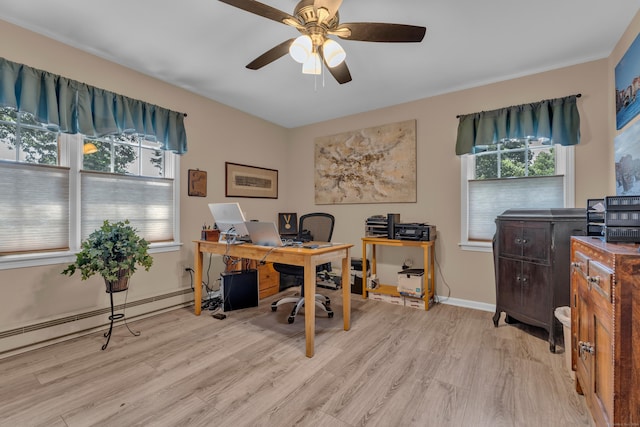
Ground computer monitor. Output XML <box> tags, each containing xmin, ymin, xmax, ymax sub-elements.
<box><xmin>208</xmin><ymin>202</ymin><xmax>249</xmax><ymax>237</ymax></box>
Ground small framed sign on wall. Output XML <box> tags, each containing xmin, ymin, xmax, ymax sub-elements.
<box><xmin>188</xmin><ymin>169</ymin><xmax>207</xmax><ymax>197</ymax></box>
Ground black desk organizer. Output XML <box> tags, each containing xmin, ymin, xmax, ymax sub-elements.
<box><xmin>603</xmin><ymin>195</ymin><xmax>640</xmax><ymax>243</ymax></box>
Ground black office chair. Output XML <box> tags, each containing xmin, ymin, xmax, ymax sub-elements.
<box><xmin>272</xmin><ymin>213</ymin><xmax>335</xmax><ymax>324</ymax></box>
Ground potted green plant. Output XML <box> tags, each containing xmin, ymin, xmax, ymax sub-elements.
<box><xmin>62</xmin><ymin>220</ymin><xmax>153</xmax><ymax>292</ymax></box>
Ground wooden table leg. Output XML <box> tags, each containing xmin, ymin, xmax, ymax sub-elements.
<box><xmin>342</xmin><ymin>248</ymin><xmax>351</xmax><ymax>331</ymax></box>
<box><xmin>304</xmin><ymin>256</ymin><xmax>315</xmax><ymax>357</ymax></box>
<box><xmin>194</xmin><ymin>242</ymin><xmax>203</xmax><ymax>316</ymax></box>
<box><xmin>361</xmin><ymin>240</ymin><xmax>368</xmax><ymax>299</ymax></box>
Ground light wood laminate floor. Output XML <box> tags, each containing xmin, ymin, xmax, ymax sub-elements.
<box><xmin>0</xmin><ymin>290</ymin><xmax>594</xmax><ymax>427</ymax></box>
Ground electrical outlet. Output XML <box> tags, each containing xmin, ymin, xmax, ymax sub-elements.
<box><xmin>181</xmin><ymin>263</ymin><xmax>193</xmax><ymax>273</ymax></box>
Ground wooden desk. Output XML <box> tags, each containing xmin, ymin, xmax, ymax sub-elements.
<box><xmin>193</xmin><ymin>240</ymin><xmax>353</xmax><ymax>357</ymax></box>
<box><xmin>361</xmin><ymin>237</ymin><xmax>435</xmax><ymax>310</ymax></box>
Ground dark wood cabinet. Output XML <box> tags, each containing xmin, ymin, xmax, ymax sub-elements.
<box><xmin>493</xmin><ymin>208</ymin><xmax>585</xmax><ymax>352</ymax></box>
<box><xmin>570</xmin><ymin>236</ymin><xmax>640</xmax><ymax>426</ymax></box>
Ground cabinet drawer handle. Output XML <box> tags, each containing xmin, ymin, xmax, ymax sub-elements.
<box><xmin>571</xmin><ymin>262</ymin><xmax>581</xmax><ymax>268</ymax></box>
<box><xmin>578</xmin><ymin>340</ymin><xmax>595</xmax><ymax>359</ymax></box>
<box><xmin>587</xmin><ymin>276</ymin><xmax>600</xmax><ymax>290</ymax></box>
<box><xmin>515</xmin><ymin>238</ymin><xmax>522</xmax><ymax>244</ymax></box>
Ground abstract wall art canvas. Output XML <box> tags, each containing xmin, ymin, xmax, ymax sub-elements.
<box><xmin>314</xmin><ymin>120</ymin><xmax>417</xmax><ymax>204</ymax></box>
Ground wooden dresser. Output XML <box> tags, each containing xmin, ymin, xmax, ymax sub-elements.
<box><xmin>493</xmin><ymin>209</ymin><xmax>585</xmax><ymax>352</ymax></box>
<box><xmin>570</xmin><ymin>236</ymin><xmax>639</xmax><ymax>426</ymax></box>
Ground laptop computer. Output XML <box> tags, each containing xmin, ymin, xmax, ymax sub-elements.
<box><xmin>244</xmin><ymin>221</ymin><xmax>284</xmax><ymax>247</ymax></box>
<box><xmin>208</xmin><ymin>202</ymin><xmax>249</xmax><ymax>239</ymax></box>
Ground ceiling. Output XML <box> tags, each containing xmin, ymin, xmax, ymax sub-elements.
<box><xmin>0</xmin><ymin>0</ymin><xmax>638</xmax><ymax>128</ymax></box>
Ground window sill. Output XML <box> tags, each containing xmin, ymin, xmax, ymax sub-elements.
<box><xmin>0</xmin><ymin>242</ymin><xmax>183</xmax><ymax>271</ymax></box>
<box><xmin>458</xmin><ymin>241</ymin><xmax>493</xmax><ymax>253</ymax></box>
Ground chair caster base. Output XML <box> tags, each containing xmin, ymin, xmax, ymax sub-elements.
<box><xmin>287</xmin><ymin>316</ymin><xmax>295</xmax><ymax>324</ymax></box>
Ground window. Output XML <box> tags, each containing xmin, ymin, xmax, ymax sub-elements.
<box><xmin>460</xmin><ymin>137</ymin><xmax>574</xmax><ymax>252</ymax></box>
<box><xmin>0</xmin><ymin>106</ymin><xmax>180</xmax><ymax>268</ymax></box>
<box><xmin>80</xmin><ymin>134</ymin><xmax>175</xmax><ymax>242</ymax></box>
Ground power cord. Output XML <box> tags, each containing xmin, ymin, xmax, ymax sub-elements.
<box><xmin>186</xmin><ymin>267</ymin><xmax>194</xmax><ymax>290</ymax></box>
<box><xmin>433</xmin><ymin>250</ymin><xmax>451</xmax><ymax>305</ymax></box>
<box><xmin>185</xmin><ymin>257</ymin><xmax>222</xmax><ymax>311</ymax></box>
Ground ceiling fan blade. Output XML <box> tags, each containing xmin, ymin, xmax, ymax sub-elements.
<box><xmin>331</xmin><ymin>22</ymin><xmax>426</xmax><ymax>42</ymax></box>
<box><xmin>314</xmin><ymin>0</ymin><xmax>342</xmax><ymax>22</ymax></box>
<box><xmin>246</xmin><ymin>38</ymin><xmax>295</xmax><ymax>70</ymax></box>
<box><xmin>327</xmin><ymin>61</ymin><xmax>352</xmax><ymax>84</ymax></box>
<box><xmin>218</xmin><ymin>0</ymin><xmax>298</xmax><ymax>27</ymax></box>
<box><xmin>319</xmin><ymin>47</ymin><xmax>351</xmax><ymax>84</ymax></box>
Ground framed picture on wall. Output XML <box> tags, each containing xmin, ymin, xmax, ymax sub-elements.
<box><xmin>278</xmin><ymin>213</ymin><xmax>298</xmax><ymax>235</ymax></box>
<box><xmin>188</xmin><ymin>169</ymin><xmax>207</xmax><ymax>197</ymax></box>
<box><xmin>225</xmin><ymin>162</ymin><xmax>278</xmax><ymax>198</ymax></box>
<box><xmin>616</xmin><ymin>33</ymin><xmax>640</xmax><ymax>130</ymax></box>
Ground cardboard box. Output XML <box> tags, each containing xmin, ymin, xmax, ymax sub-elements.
<box><xmin>404</xmin><ymin>296</ymin><xmax>425</xmax><ymax>310</ymax></box>
<box><xmin>367</xmin><ymin>292</ymin><xmax>403</xmax><ymax>305</ymax></box>
<box><xmin>397</xmin><ymin>268</ymin><xmax>424</xmax><ymax>298</ymax></box>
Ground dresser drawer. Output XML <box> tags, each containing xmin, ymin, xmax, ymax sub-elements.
<box><xmin>587</xmin><ymin>260</ymin><xmax>612</xmax><ymax>302</ymax></box>
<box><xmin>258</xmin><ymin>263</ymin><xmax>280</xmax><ymax>299</ymax></box>
<box><xmin>573</xmin><ymin>250</ymin><xmax>589</xmax><ymax>275</ymax></box>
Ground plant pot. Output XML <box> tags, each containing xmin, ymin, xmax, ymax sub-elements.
<box><xmin>104</xmin><ymin>269</ymin><xmax>131</xmax><ymax>293</ymax></box>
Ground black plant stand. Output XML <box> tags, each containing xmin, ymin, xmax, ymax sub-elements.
<box><xmin>102</xmin><ymin>283</ymin><xmax>140</xmax><ymax>350</ymax></box>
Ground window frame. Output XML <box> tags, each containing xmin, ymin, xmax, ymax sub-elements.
<box><xmin>459</xmin><ymin>143</ymin><xmax>575</xmax><ymax>252</ymax></box>
<box><xmin>0</xmin><ymin>133</ymin><xmax>181</xmax><ymax>271</ymax></box>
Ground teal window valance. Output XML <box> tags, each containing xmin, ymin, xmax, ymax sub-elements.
<box><xmin>455</xmin><ymin>94</ymin><xmax>580</xmax><ymax>155</ymax></box>
<box><xmin>0</xmin><ymin>57</ymin><xmax>187</xmax><ymax>154</ymax></box>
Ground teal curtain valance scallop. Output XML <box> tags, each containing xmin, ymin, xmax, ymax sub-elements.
<box><xmin>455</xmin><ymin>94</ymin><xmax>580</xmax><ymax>155</ymax></box>
<box><xmin>0</xmin><ymin>57</ymin><xmax>187</xmax><ymax>154</ymax></box>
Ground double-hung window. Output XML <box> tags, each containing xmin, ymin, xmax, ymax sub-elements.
<box><xmin>456</xmin><ymin>95</ymin><xmax>581</xmax><ymax>252</ymax></box>
<box><xmin>460</xmin><ymin>138</ymin><xmax>575</xmax><ymax>251</ymax></box>
<box><xmin>0</xmin><ymin>106</ymin><xmax>180</xmax><ymax>269</ymax></box>
<box><xmin>0</xmin><ymin>108</ymin><xmax>69</xmax><ymax>254</ymax></box>
<box><xmin>80</xmin><ymin>134</ymin><xmax>176</xmax><ymax>243</ymax></box>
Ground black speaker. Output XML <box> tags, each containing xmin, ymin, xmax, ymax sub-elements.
<box><xmin>220</xmin><ymin>269</ymin><xmax>259</xmax><ymax>312</ymax></box>
<box><xmin>387</xmin><ymin>213</ymin><xmax>400</xmax><ymax>239</ymax></box>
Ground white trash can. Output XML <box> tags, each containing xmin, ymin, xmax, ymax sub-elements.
<box><xmin>554</xmin><ymin>306</ymin><xmax>573</xmax><ymax>380</ymax></box>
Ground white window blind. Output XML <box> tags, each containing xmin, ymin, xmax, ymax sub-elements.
<box><xmin>468</xmin><ymin>175</ymin><xmax>564</xmax><ymax>241</ymax></box>
<box><xmin>81</xmin><ymin>171</ymin><xmax>174</xmax><ymax>242</ymax></box>
<box><xmin>0</xmin><ymin>161</ymin><xmax>70</xmax><ymax>254</ymax></box>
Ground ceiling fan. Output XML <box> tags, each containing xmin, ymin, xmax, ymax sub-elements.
<box><xmin>218</xmin><ymin>0</ymin><xmax>427</xmax><ymax>84</ymax></box>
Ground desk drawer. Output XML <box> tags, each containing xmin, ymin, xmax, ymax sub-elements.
<box><xmin>258</xmin><ymin>263</ymin><xmax>279</xmax><ymax>299</ymax></box>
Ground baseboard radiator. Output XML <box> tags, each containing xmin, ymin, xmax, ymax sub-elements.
<box><xmin>0</xmin><ymin>288</ymin><xmax>194</xmax><ymax>357</ymax></box>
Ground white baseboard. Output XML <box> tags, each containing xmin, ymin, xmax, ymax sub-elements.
<box><xmin>436</xmin><ymin>295</ymin><xmax>495</xmax><ymax>313</ymax></box>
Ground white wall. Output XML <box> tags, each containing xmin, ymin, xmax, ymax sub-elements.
<box><xmin>287</xmin><ymin>58</ymin><xmax>612</xmax><ymax>306</ymax></box>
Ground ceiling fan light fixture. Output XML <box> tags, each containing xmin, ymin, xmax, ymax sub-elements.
<box><xmin>302</xmin><ymin>52</ymin><xmax>322</xmax><ymax>75</ymax></box>
<box><xmin>322</xmin><ymin>39</ymin><xmax>346</xmax><ymax>67</ymax></box>
<box><xmin>289</xmin><ymin>35</ymin><xmax>312</xmax><ymax>63</ymax></box>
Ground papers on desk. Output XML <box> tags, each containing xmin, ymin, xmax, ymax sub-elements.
<box><xmin>303</xmin><ymin>242</ymin><xmax>333</xmax><ymax>249</ymax></box>
<box><xmin>589</xmin><ymin>202</ymin><xmax>605</xmax><ymax>212</ymax></box>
